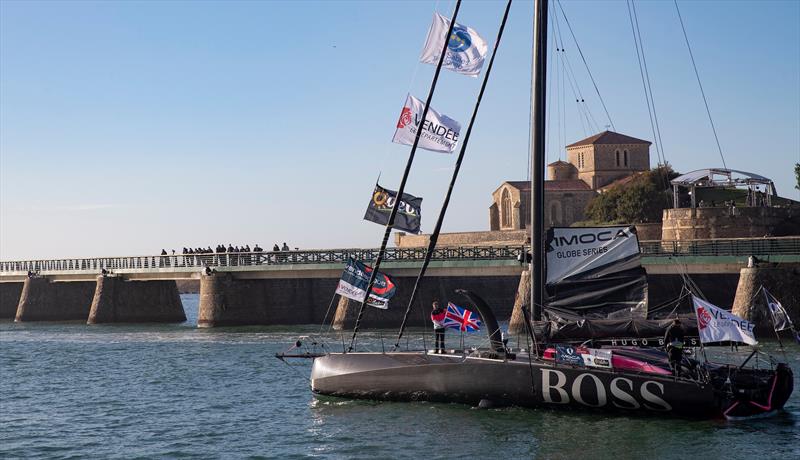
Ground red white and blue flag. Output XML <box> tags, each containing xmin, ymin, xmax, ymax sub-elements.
<box><xmin>442</xmin><ymin>302</ymin><xmax>481</xmax><ymax>332</ymax></box>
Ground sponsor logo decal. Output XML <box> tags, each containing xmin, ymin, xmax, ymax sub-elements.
<box><xmin>397</xmin><ymin>107</ymin><xmax>412</xmax><ymax>129</ymax></box>
<box><xmin>697</xmin><ymin>306</ymin><xmax>711</xmax><ymax>330</ymax></box>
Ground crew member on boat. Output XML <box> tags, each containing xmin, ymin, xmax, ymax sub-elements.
<box><xmin>664</xmin><ymin>318</ymin><xmax>685</xmax><ymax>376</ymax></box>
<box><xmin>431</xmin><ymin>300</ymin><xmax>446</xmax><ymax>354</ymax></box>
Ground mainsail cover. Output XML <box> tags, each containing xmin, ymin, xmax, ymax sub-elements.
<box><xmin>545</xmin><ymin>226</ymin><xmax>648</xmax><ymax>319</ymax></box>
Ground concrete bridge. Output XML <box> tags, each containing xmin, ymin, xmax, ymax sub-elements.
<box><xmin>0</xmin><ymin>237</ymin><xmax>798</xmax><ymax>327</ymax></box>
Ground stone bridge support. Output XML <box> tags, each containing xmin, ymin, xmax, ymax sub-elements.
<box><xmin>732</xmin><ymin>264</ymin><xmax>800</xmax><ymax>333</ymax></box>
<box><xmin>197</xmin><ymin>273</ymin><xmax>338</xmax><ymax>327</ymax></box>
<box><xmin>88</xmin><ymin>276</ymin><xmax>185</xmax><ymax>324</ymax></box>
<box><xmin>15</xmin><ymin>277</ymin><xmax>96</xmax><ymax>321</ymax></box>
<box><xmin>0</xmin><ymin>282</ymin><xmax>23</xmax><ymax>319</ymax></box>
<box><xmin>508</xmin><ymin>270</ymin><xmax>531</xmax><ymax>335</ymax></box>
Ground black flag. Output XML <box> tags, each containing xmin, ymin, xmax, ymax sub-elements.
<box><xmin>762</xmin><ymin>288</ymin><xmax>794</xmax><ymax>332</ymax></box>
<box><xmin>364</xmin><ymin>183</ymin><xmax>422</xmax><ymax>234</ymax></box>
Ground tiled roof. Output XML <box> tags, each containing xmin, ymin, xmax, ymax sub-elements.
<box><xmin>598</xmin><ymin>172</ymin><xmax>645</xmax><ymax>192</ymax></box>
<box><xmin>544</xmin><ymin>180</ymin><xmax>592</xmax><ymax>191</ymax></box>
<box><xmin>566</xmin><ymin>130</ymin><xmax>651</xmax><ymax>148</ymax></box>
<box><xmin>498</xmin><ymin>179</ymin><xmax>592</xmax><ymax>192</ymax></box>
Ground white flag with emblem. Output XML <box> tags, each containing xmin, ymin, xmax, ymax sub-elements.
<box><xmin>692</xmin><ymin>296</ymin><xmax>757</xmax><ymax>345</ymax></box>
<box><xmin>392</xmin><ymin>94</ymin><xmax>461</xmax><ymax>153</ymax></box>
<box><xmin>419</xmin><ymin>13</ymin><xmax>488</xmax><ymax>77</ymax></box>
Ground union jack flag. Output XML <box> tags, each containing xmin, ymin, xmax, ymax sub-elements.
<box><xmin>442</xmin><ymin>302</ymin><xmax>482</xmax><ymax>332</ymax></box>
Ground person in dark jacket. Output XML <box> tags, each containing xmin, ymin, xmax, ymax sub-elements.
<box><xmin>431</xmin><ymin>300</ymin><xmax>446</xmax><ymax>354</ymax></box>
<box><xmin>664</xmin><ymin>318</ymin><xmax>685</xmax><ymax>377</ymax></box>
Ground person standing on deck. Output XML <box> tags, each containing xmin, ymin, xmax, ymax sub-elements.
<box><xmin>431</xmin><ymin>300</ymin><xmax>446</xmax><ymax>354</ymax></box>
<box><xmin>664</xmin><ymin>318</ymin><xmax>685</xmax><ymax>377</ymax></box>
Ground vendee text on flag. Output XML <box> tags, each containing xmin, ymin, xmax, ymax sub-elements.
<box><xmin>363</xmin><ymin>183</ymin><xmax>422</xmax><ymax>234</ymax></box>
<box><xmin>392</xmin><ymin>94</ymin><xmax>461</xmax><ymax>154</ymax></box>
<box><xmin>419</xmin><ymin>13</ymin><xmax>488</xmax><ymax>77</ymax></box>
<box><xmin>335</xmin><ymin>258</ymin><xmax>397</xmax><ymax>309</ymax></box>
<box><xmin>692</xmin><ymin>296</ymin><xmax>757</xmax><ymax>346</ymax></box>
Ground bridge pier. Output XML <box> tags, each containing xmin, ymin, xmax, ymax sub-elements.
<box><xmin>508</xmin><ymin>270</ymin><xmax>531</xmax><ymax>335</ymax></box>
<box><xmin>732</xmin><ymin>264</ymin><xmax>800</xmax><ymax>332</ymax></box>
<box><xmin>0</xmin><ymin>282</ymin><xmax>23</xmax><ymax>318</ymax></box>
<box><xmin>197</xmin><ymin>272</ymin><xmax>336</xmax><ymax>327</ymax></box>
<box><xmin>88</xmin><ymin>276</ymin><xmax>185</xmax><ymax>324</ymax></box>
<box><xmin>15</xmin><ymin>277</ymin><xmax>95</xmax><ymax>321</ymax></box>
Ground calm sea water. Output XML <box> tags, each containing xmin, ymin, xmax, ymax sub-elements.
<box><xmin>1</xmin><ymin>294</ymin><xmax>798</xmax><ymax>459</ymax></box>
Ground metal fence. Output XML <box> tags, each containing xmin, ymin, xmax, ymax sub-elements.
<box><xmin>1</xmin><ymin>237</ymin><xmax>798</xmax><ymax>274</ymax></box>
<box><xmin>638</xmin><ymin>237</ymin><xmax>800</xmax><ymax>257</ymax></box>
<box><xmin>0</xmin><ymin>246</ymin><xmax>526</xmax><ymax>274</ymax></box>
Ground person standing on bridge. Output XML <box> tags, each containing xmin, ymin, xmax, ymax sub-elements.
<box><xmin>431</xmin><ymin>300</ymin><xmax>446</xmax><ymax>354</ymax></box>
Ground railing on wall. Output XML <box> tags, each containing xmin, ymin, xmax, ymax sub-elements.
<box><xmin>1</xmin><ymin>237</ymin><xmax>798</xmax><ymax>274</ymax></box>
<box><xmin>0</xmin><ymin>245</ymin><xmax>526</xmax><ymax>273</ymax></box>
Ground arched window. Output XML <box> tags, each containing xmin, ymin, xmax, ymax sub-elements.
<box><xmin>501</xmin><ymin>188</ymin><xmax>512</xmax><ymax>228</ymax></box>
<box><xmin>615</xmin><ymin>150</ymin><xmax>620</xmax><ymax>167</ymax></box>
<box><xmin>624</xmin><ymin>150</ymin><xmax>629</xmax><ymax>166</ymax></box>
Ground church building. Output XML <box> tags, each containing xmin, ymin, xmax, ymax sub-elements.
<box><xmin>489</xmin><ymin>130</ymin><xmax>651</xmax><ymax>230</ymax></box>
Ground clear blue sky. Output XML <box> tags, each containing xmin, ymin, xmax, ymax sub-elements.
<box><xmin>1</xmin><ymin>0</ymin><xmax>798</xmax><ymax>260</ymax></box>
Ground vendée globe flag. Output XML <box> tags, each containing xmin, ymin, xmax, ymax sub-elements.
<box><xmin>420</xmin><ymin>13</ymin><xmax>488</xmax><ymax>77</ymax></box>
<box><xmin>392</xmin><ymin>94</ymin><xmax>461</xmax><ymax>154</ymax></box>
<box><xmin>335</xmin><ymin>258</ymin><xmax>397</xmax><ymax>310</ymax></box>
<box><xmin>692</xmin><ymin>296</ymin><xmax>757</xmax><ymax>346</ymax></box>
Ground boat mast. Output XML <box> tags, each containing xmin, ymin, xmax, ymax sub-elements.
<box><xmin>348</xmin><ymin>0</ymin><xmax>462</xmax><ymax>352</ymax></box>
<box><xmin>530</xmin><ymin>0</ymin><xmax>548</xmax><ymax>321</ymax></box>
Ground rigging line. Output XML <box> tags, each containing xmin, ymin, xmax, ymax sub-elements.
<box><xmin>631</xmin><ymin>0</ymin><xmax>667</xmax><ymax>165</ymax></box>
<box><xmin>626</xmin><ymin>0</ymin><xmax>662</xmax><ymax>166</ymax></box>
<box><xmin>556</xmin><ymin>24</ymin><xmax>601</xmax><ymax>134</ymax></box>
<box><xmin>556</xmin><ymin>0</ymin><xmax>616</xmax><ymax>132</ymax></box>
<box><xmin>393</xmin><ymin>0</ymin><xmax>514</xmax><ymax>349</ymax></box>
<box><xmin>544</xmin><ymin>8</ymin><xmax>554</xmax><ymax>164</ymax></box>
<box><xmin>349</xmin><ymin>0</ymin><xmax>463</xmax><ymax>352</ymax></box>
<box><xmin>674</xmin><ymin>0</ymin><xmax>727</xmax><ymax>170</ymax></box>
<box><xmin>317</xmin><ymin>292</ymin><xmax>339</xmax><ymax>336</ymax></box>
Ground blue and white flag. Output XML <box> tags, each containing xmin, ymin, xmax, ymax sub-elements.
<box><xmin>419</xmin><ymin>13</ymin><xmax>488</xmax><ymax>77</ymax></box>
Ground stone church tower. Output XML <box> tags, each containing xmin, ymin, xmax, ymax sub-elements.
<box><xmin>566</xmin><ymin>130</ymin><xmax>651</xmax><ymax>189</ymax></box>
<box><xmin>489</xmin><ymin>130</ymin><xmax>651</xmax><ymax>230</ymax></box>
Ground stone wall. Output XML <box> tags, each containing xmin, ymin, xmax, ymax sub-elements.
<box><xmin>200</xmin><ymin>272</ymin><xmax>521</xmax><ymax>328</ymax></box>
<box><xmin>15</xmin><ymin>278</ymin><xmax>96</xmax><ymax>321</ymax></box>
<box><xmin>88</xmin><ymin>277</ymin><xmax>185</xmax><ymax>324</ymax></box>
<box><xmin>661</xmin><ymin>206</ymin><xmax>800</xmax><ymax>240</ymax></box>
<box><xmin>0</xmin><ymin>283</ymin><xmax>23</xmax><ymax>319</ymax></box>
<box><xmin>545</xmin><ymin>190</ymin><xmax>595</xmax><ymax>227</ymax></box>
<box><xmin>395</xmin><ymin>230</ymin><xmax>528</xmax><ymax>248</ymax></box>
<box><xmin>635</xmin><ymin>223</ymin><xmax>663</xmax><ymax>242</ymax></box>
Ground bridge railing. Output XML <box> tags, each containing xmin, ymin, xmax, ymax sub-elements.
<box><xmin>0</xmin><ymin>245</ymin><xmax>527</xmax><ymax>274</ymax></box>
<box><xmin>638</xmin><ymin>237</ymin><xmax>800</xmax><ymax>257</ymax></box>
<box><xmin>1</xmin><ymin>237</ymin><xmax>798</xmax><ymax>274</ymax></box>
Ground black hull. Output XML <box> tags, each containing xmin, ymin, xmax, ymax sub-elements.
<box><xmin>310</xmin><ymin>352</ymin><xmax>792</xmax><ymax>419</ymax></box>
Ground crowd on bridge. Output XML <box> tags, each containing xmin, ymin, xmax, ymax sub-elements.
<box><xmin>159</xmin><ymin>242</ymin><xmax>295</xmax><ymax>257</ymax></box>
<box><xmin>153</xmin><ymin>242</ymin><xmax>298</xmax><ymax>269</ymax></box>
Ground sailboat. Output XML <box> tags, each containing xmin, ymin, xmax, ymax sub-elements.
<box><xmin>285</xmin><ymin>0</ymin><xmax>794</xmax><ymax>419</ymax></box>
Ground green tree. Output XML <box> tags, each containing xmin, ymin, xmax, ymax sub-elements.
<box><xmin>584</xmin><ymin>165</ymin><xmax>678</xmax><ymax>224</ymax></box>
<box><xmin>795</xmin><ymin>163</ymin><xmax>799</xmax><ymax>190</ymax></box>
